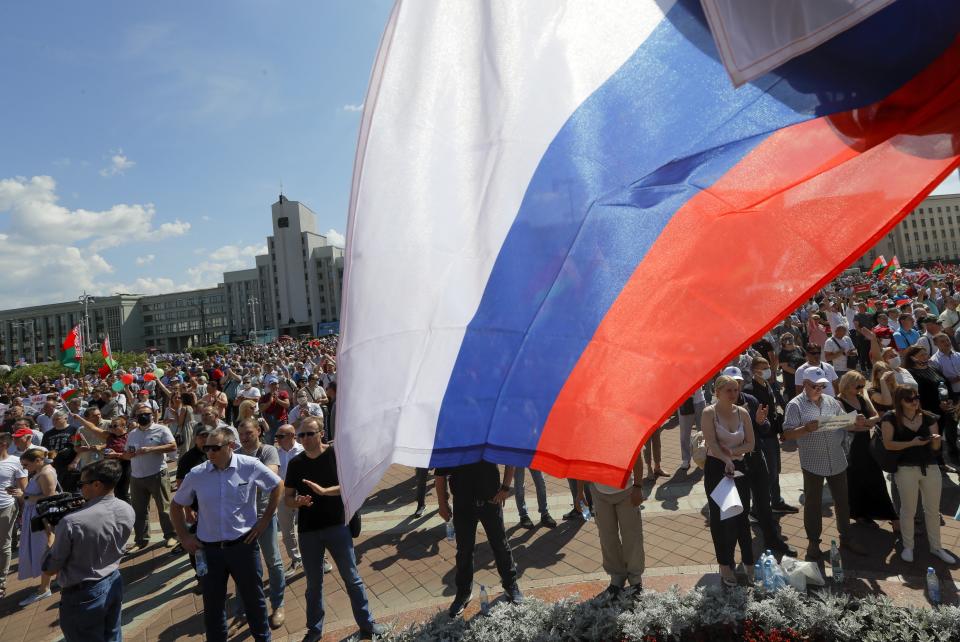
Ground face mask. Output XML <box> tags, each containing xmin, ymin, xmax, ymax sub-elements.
<box><xmin>888</xmin><ymin>356</ymin><xmax>901</xmax><ymax>369</ymax></box>
<box><xmin>880</xmin><ymin>339</ymin><xmax>891</xmax><ymax>346</ymax></box>
<box><xmin>760</xmin><ymin>369</ymin><xmax>772</xmax><ymax>380</ymax></box>
<box><xmin>137</xmin><ymin>413</ymin><xmax>152</xmax><ymax>426</ymax></box>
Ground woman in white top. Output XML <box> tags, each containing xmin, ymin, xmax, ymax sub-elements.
<box><xmin>700</xmin><ymin>375</ymin><xmax>756</xmax><ymax>587</ymax></box>
<box><xmin>880</xmin><ymin>346</ymin><xmax>918</xmax><ymax>390</ymax></box>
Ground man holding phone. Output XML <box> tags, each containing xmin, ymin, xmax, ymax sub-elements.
<box><xmin>123</xmin><ymin>402</ymin><xmax>178</xmax><ymax>551</ymax></box>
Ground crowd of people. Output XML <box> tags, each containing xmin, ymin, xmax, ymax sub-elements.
<box><xmin>2</xmin><ymin>267</ymin><xmax>960</xmax><ymax>639</ymax></box>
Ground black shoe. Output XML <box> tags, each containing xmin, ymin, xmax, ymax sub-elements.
<box><xmin>448</xmin><ymin>588</ymin><xmax>473</xmax><ymax>617</ymax></box>
<box><xmin>540</xmin><ymin>513</ymin><xmax>557</xmax><ymax>528</ymax></box>
<box><xmin>413</xmin><ymin>504</ymin><xmax>425</xmax><ymax>518</ymax></box>
<box><xmin>771</xmin><ymin>502</ymin><xmax>800</xmax><ymax>514</ymax></box>
<box><xmin>624</xmin><ymin>584</ymin><xmax>643</xmax><ymax>600</ymax></box>
<box><xmin>504</xmin><ymin>584</ymin><xmax>524</xmax><ymax>604</ymax></box>
<box><xmin>358</xmin><ymin>623</ymin><xmax>388</xmax><ymax>640</ymax></box>
<box><xmin>601</xmin><ymin>585</ymin><xmax>622</xmax><ymax>598</ymax></box>
<box><xmin>519</xmin><ymin>514</ymin><xmax>535</xmax><ymax>529</ymax></box>
<box><xmin>301</xmin><ymin>631</ymin><xmax>322</xmax><ymax>642</ymax></box>
<box><xmin>771</xmin><ymin>541</ymin><xmax>797</xmax><ymax>558</ymax></box>
<box><xmin>562</xmin><ymin>509</ymin><xmax>581</xmax><ymax>521</ymax></box>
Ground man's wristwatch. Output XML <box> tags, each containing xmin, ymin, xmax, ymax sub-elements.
<box><xmin>499</xmin><ymin>484</ymin><xmax>512</xmax><ymax>492</ymax></box>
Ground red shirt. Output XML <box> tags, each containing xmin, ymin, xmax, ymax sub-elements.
<box><xmin>259</xmin><ymin>391</ymin><xmax>289</xmax><ymax>422</ymax></box>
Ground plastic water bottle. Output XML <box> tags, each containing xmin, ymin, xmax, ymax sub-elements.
<box><xmin>479</xmin><ymin>584</ymin><xmax>490</xmax><ymax>615</ymax></box>
<box><xmin>579</xmin><ymin>500</ymin><xmax>592</xmax><ymax>521</ymax></box>
<box><xmin>445</xmin><ymin>519</ymin><xmax>456</xmax><ymax>541</ymax></box>
<box><xmin>939</xmin><ymin>381</ymin><xmax>950</xmax><ymax>401</ymax></box>
<box><xmin>927</xmin><ymin>567</ymin><xmax>941</xmax><ymax>604</ymax></box>
<box><xmin>830</xmin><ymin>540</ymin><xmax>843</xmax><ymax>583</ymax></box>
<box><xmin>762</xmin><ymin>559</ymin><xmax>774</xmax><ymax>591</ymax></box>
<box><xmin>754</xmin><ymin>561</ymin><xmax>763</xmax><ymax>588</ymax></box>
<box><xmin>195</xmin><ymin>549</ymin><xmax>208</xmax><ymax>577</ymax></box>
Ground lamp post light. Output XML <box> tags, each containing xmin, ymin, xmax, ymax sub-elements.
<box><xmin>78</xmin><ymin>291</ymin><xmax>96</xmax><ymax>352</ymax></box>
<box><xmin>10</xmin><ymin>320</ymin><xmax>36</xmax><ymax>364</ymax></box>
<box><xmin>247</xmin><ymin>296</ymin><xmax>260</xmax><ymax>339</ymax></box>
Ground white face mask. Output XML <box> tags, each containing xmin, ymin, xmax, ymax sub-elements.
<box><xmin>760</xmin><ymin>369</ymin><xmax>772</xmax><ymax>380</ymax></box>
<box><xmin>880</xmin><ymin>339</ymin><xmax>891</xmax><ymax>347</ymax></box>
<box><xmin>888</xmin><ymin>356</ymin><xmax>902</xmax><ymax>369</ymax></box>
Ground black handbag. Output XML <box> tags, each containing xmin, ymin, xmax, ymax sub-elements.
<box><xmin>869</xmin><ymin>426</ymin><xmax>900</xmax><ymax>473</ymax></box>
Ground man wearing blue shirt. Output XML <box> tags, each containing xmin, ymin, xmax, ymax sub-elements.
<box><xmin>171</xmin><ymin>427</ymin><xmax>282</xmax><ymax>642</ymax></box>
<box><xmin>893</xmin><ymin>313</ymin><xmax>920</xmax><ymax>351</ymax></box>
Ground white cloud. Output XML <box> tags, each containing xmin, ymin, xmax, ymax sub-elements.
<box><xmin>325</xmin><ymin>228</ymin><xmax>345</xmax><ymax>247</ymax></box>
<box><xmin>933</xmin><ymin>170</ymin><xmax>960</xmax><ymax>196</ymax></box>
<box><xmin>135</xmin><ymin>254</ymin><xmax>155</xmax><ymax>266</ymax></box>
<box><xmin>0</xmin><ymin>233</ymin><xmax>113</xmax><ymax>308</ymax></box>
<box><xmin>183</xmin><ymin>243</ymin><xmax>266</xmax><ymax>289</ymax></box>
<box><xmin>99</xmin><ymin>149</ymin><xmax>136</xmax><ymax>177</ymax></box>
<box><xmin>98</xmin><ymin>277</ymin><xmax>186</xmax><ymax>297</ymax></box>
<box><xmin>342</xmin><ymin>103</ymin><xmax>364</xmax><ymax>112</ymax></box>
<box><xmin>0</xmin><ymin>175</ymin><xmax>190</xmax><ymax>251</ymax></box>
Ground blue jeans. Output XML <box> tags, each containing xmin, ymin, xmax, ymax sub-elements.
<box><xmin>202</xmin><ymin>539</ymin><xmax>271</xmax><ymax>642</ymax></box>
<box><xmin>514</xmin><ymin>468</ymin><xmax>548</xmax><ymax>517</ymax></box>
<box><xmin>59</xmin><ymin>569</ymin><xmax>123</xmax><ymax>642</ymax></box>
<box><xmin>233</xmin><ymin>515</ymin><xmax>285</xmax><ymax>612</ymax></box>
<box><xmin>300</xmin><ymin>525</ymin><xmax>375</xmax><ymax>635</ymax></box>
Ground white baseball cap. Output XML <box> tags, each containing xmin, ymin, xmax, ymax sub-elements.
<box><xmin>802</xmin><ymin>367</ymin><xmax>830</xmax><ymax>385</ymax></box>
<box><xmin>721</xmin><ymin>366</ymin><xmax>744</xmax><ymax>381</ymax></box>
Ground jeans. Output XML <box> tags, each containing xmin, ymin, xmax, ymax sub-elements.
<box><xmin>201</xmin><ymin>539</ymin><xmax>271</xmax><ymax>642</ymax></box>
<box><xmin>0</xmin><ymin>503</ymin><xmax>16</xmax><ymax>590</ymax></box>
<box><xmin>452</xmin><ymin>500</ymin><xmax>518</xmax><ymax>591</ymax></box>
<box><xmin>130</xmin><ymin>472</ymin><xmax>175</xmax><ymax>543</ymax></box>
<box><xmin>59</xmin><ymin>569</ymin><xmax>123</xmax><ymax>642</ymax></box>
<box><xmin>802</xmin><ymin>469</ymin><xmax>849</xmax><ymax>546</ymax></box>
<box><xmin>568</xmin><ymin>479</ymin><xmax>592</xmax><ymax>509</ymax></box>
<box><xmin>277</xmin><ymin>502</ymin><xmax>301</xmax><ymax>564</ymax></box>
<box><xmin>758</xmin><ymin>436</ymin><xmax>783</xmax><ymax>504</ymax></box>
<box><xmin>704</xmin><ymin>457</ymin><xmax>754</xmax><ymax>567</ymax></box>
<box><xmin>677</xmin><ymin>400</ymin><xmax>705</xmax><ymax>465</ymax></box>
<box><xmin>300</xmin><ymin>525</ymin><xmax>375</xmax><ymax>635</ymax></box>
<box><xmin>514</xmin><ymin>468</ymin><xmax>548</xmax><ymax>517</ymax></box>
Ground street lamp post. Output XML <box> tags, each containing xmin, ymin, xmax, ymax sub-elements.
<box><xmin>11</xmin><ymin>320</ymin><xmax>36</xmax><ymax>364</ymax></box>
<box><xmin>78</xmin><ymin>291</ymin><xmax>95</xmax><ymax>352</ymax></box>
<box><xmin>247</xmin><ymin>296</ymin><xmax>259</xmax><ymax>339</ymax></box>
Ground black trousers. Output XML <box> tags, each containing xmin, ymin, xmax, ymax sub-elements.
<box><xmin>704</xmin><ymin>457</ymin><xmax>754</xmax><ymax>567</ymax></box>
<box><xmin>452</xmin><ymin>500</ymin><xmax>518</xmax><ymax>591</ymax></box>
<box><xmin>201</xmin><ymin>539</ymin><xmax>270</xmax><ymax>642</ymax></box>
<box><xmin>744</xmin><ymin>449</ymin><xmax>783</xmax><ymax>548</ymax></box>
<box><xmin>415</xmin><ymin>468</ymin><xmax>429</xmax><ymax>507</ymax></box>
<box><xmin>115</xmin><ymin>460</ymin><xmax>131</xmax><ymax>504</ymax></box>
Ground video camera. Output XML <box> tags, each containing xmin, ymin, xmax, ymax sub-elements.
<box><xmin>30</xmin><ymin>493</ymin><xmax>85</xmax><ymax>532</ymax></box>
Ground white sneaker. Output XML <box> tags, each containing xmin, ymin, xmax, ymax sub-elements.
<box><xmin>18</xmin><ymin>589</ymin><xmax>52</xmax><ymax>607</ymax></box>
<box><xmin>931</xmin><ymin>548</ymin><xmax>957</xmax><ymax>564</ymax></box>
<box><xmin>901</xmin><ymin>547</ymin><xmax>914</xmax><ymax>562</ymax></box>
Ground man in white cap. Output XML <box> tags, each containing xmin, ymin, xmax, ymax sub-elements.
<box><xmin>783</xmin><ymin>367</ymin><xmax>867</xmax><ymax>561</ymax></box>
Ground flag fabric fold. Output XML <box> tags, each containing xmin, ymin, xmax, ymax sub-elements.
<box><xmin>870</xmin><ymin>255</ymin><xmax>887</xmax><ymax>274</ymax></box>
<box><xmin>102</xmin><ymin>335</ymin><xmax>117</xmax><ymax>371</ymax></box>
<box><xmin>336</xmin><ymin>0</ymin><xmax>960</xmax><ymax>520</ymax></box>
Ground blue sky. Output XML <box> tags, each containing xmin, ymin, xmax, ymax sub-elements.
<box><xmin>0</xmin><ymin>2</ymin><xmax>957</xmax><ymax>309</ymax></box>
<box><xmin>0</xmin><ymin>0</ymin><xmax>392</xmax><ymax>307</ymax></box>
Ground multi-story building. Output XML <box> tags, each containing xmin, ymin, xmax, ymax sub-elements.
<box><xmin>855</xmin><ymin>194</ymin><xmax>960</xmax><ymax>270</ymax></box>
<box><xmin>0</xmin><ymin>194</ymin><xmax>346</xmax><ymax>362</ymax></box>
<box><xmin>140</xmin><ymin>287</ymin><xmax>229</xmax><ymax>352</ymax></box>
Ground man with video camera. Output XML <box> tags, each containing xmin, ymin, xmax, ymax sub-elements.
<box><xmin>42</xmin><ymin>459</ymin><xmax>135</xmax><ymax>642</ymax></box>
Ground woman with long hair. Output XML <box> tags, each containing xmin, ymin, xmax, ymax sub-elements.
<box><xmin>881</xmin><ymin>387</ymin><xmax>955</xmax><ymax>564</ymax></box>
<box><xmin>11</xmin><ymin>448</ymin><xmax>58</xmax><ymax>606</ymax></box>
<box><xmin>837</xmin><ymin>371</ymin><xmax>898</xmax><ymax>530</ymax></box>
<box><xmin>103</xmin><ymin>415</ymin><xmax>132</xmax><ymax>503</ymax></box>
<box><xmin>700</xmin><ymin>375</ymin><xmax>755</xmax><ymax>587</ymax></box>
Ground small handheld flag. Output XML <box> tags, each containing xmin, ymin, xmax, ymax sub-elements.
<box><xmin>59</xmin><ymin>325</ymin><xmax>82</xmax><ymax>373</ymax></box>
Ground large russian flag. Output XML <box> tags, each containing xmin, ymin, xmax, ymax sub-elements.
<box><xmin>337</xmin><ymin>0</ymin><xmax>960</xmax><ymax>518</ymax></box>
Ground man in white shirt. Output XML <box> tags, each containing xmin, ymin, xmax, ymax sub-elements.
<box><xmin>794</xmin><ymin>343</ymin><xmax>839</xmax><ymax>396</ymax></box>
<box><xmin>824</xmin><ymin>301</ymin><xmax>848</xmax><ymax>333</ymax></box>
<box><xmin>123</xmin><ymin>402</ymin><xmax>178</xmax><ymax>550</ymax></box>
<box><xmin>822</xmin><ymin>326</ymin><xmax>856</xmax><ymax>376</ymax></box>
<box><xmin>35</xmin><ymin>401</ymin><xmax>56</xmax><ymax>434</ymax></box>
<box><xmin>0</xmin><ymin>433</ymin><xmax>27</xmax><ymax>599</ymax></box>
<box><xmin>939</xmin><ymin>297</ymin><xmax>960</xmax><ymax>336</ymax></box>
<box><xmin>288</xmin><ymin>393</ymin><xmax>324</xmax><ymax>429</ymax></box>
<box><xmin>274</xmin><ymin>424</ymin><xmax>306</xmax><ymax>577</ymax></box>
<box><xmin>918</xmin><ymin>316</ymin><xmax>943</xmax><ymax>357</ymax></box>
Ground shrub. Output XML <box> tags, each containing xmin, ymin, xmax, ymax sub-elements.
<box><xmin>385</xmin><ymin>587</ymin><xmax>960</xmax><ymax>642</ymax></box>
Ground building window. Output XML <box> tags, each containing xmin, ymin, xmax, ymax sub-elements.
<box><xmin>912</xmin><ymin>220</ymin><xmax>917</xmax><ymax>228</ymax></box>
<box><xmin>278</xmin><ymin>217</ymin><xmax>289</xmax><ymax>228</ymax></box>
<box><xmin>941</xmin><ymin>217</ymin><xmax>945</xmax><ymax>226</ymax></box>
<box><xmin>924</xmin><ymin>231</ymin><xmax>929</xmax><ymax>239</ymax></box>
<box><xmin>926</xmin><ymin>243</ymin><xmax>931</xmax><ymax>252</ymax></box>
<box><xmin>914</xmin><ymin>232</ymin><xmax>920</xmax><ymax>241</ymax></box>
<box><xmin>922</xmin><ymin>219</ymin><xmax>927</xmax><ymax>227</ymax></box>
<box><xmin>938</xmin><ymin>207</ymin><xmax>943</xmax><ymax>213</ymax></box>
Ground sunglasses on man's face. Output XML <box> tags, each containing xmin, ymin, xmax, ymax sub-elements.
<box><xmin>297</xmin><ymin>431</ymin><xmax>319</xmax><ymax>438</ymax></box>
<box><xmin>202</xmin><ymin>444</ymin><xmax>226</xmax><ymax>452</ymax></box>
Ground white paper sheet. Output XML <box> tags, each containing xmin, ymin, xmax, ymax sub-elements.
<box><xmin>817</xmin><ymin>411</ymin><xmax>856</xmax><ymax>432</ymax></box>
<box><xmin>709</xmin><ymin>475</ymin><xmax>743</xmax><ymax>520</ymax></box>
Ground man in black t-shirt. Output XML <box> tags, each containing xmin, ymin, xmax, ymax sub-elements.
<box><xmin>283</xmin><ymin>417</ymin><xmax>384</xmax><ymax>642</ymax></box>
<box><xmin>174</xmin><ymin>428</ymin><xmax>208</xmax><ymax>592</ymax></box>
<box><xmin>435</xmin><ymin>460</ymin><xmax>522</xmax><ymax>617</ymax></box>
<box><xmin>40</xmin><ymin>412</ymin><xmax>78</xmax><ymax>491</ymax></box>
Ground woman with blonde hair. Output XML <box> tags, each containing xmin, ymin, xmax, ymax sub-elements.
<box><xmin>868</xmin><ymin>360</ymin><xmax>895</xmax><ymax>413</ymax></box>
<box><xmin>838</xmin><ymin>371</ymin><xmax>897</xmax><ymax>529</ymax></box>
<box><xmin>700</xmin><ymin>375</ymin><xmax>755</xmax><ymax>587</ymax></box>
<box><xmin>235</xmin><ymin>398</ymin><xmax>270</xmax><ymax>435</ymax></box>
<box><xmin>11</xmin><ymin>448</ymin><xmax>58</xmax><ymax>606</ymax></box>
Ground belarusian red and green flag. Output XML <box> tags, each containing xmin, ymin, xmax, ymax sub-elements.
<box><xmin>879</xmin><ymin>255</ymin><xmax>902</xmax><ymax>279</ymax></box>
<box><xmin>869</xmin><ymin>255</ymin><xmax>887</xmax><ymax>274</ymax></box>
<box><xmin>102</xmin><ymin>334</ymin><xmax>117</xmax><ymax>371</ymax></box>
<box><xmin>59</xmin><ymin>324</ymin><xmax>82</xmax><ymax>372</ymax></box>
